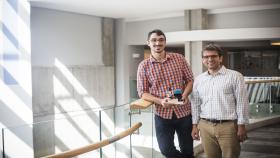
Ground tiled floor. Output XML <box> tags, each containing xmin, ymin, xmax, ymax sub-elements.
<box><xmin>196</xmin><ymin>122</ymin><xmax>280</xmax><ymax>158</ymax></box>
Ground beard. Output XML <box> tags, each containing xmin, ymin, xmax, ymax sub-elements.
<box><xmin>153</xmin><ymin>45</ymin><xmax>164</xmax><ymax>53</ymax></box>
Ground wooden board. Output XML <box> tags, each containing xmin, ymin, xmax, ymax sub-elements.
<box><xmin>130</xmin><ymin>99</ymin><xmax>153</xmax><ymax>109</ymax></box>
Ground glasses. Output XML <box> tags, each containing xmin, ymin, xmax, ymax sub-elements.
<box><xmin>202</xmin><ymin>55</ymin><xmax>219</xmax><ymax>59</ymax></box>
<box><xmin>149</xmin><ymin>38</ymin><xmax>165</xmax><ymax>43</ymax></box>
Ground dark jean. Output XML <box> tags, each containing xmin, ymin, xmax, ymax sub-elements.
<box><xmin>155</xmin><ymin>114</ymin><xmax>194</xmax><ymax>158</ymax></box>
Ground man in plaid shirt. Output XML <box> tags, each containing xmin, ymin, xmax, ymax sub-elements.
<box><xmin>137</xmin><ymin>29</ymin><xmax>194</xmax><ymax>158</ymax></box>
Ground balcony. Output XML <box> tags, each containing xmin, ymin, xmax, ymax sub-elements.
<box><xmin>1</xmin><ymin>77</ymin><xmax>280</xmax><ymax>158</ymax></box>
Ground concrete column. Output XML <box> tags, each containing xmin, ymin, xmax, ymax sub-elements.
<box><xmin>115</xmin><ymin>19</ymin><xmax>131</xmax><ymax>158</ymax></box>
<box><xmin>184</xmin><ymin>41</ymin><xmax>191</xmax><ymax>65</ymax></box>
<box><xmin>115</xmin><ymin>19</ymin><xmax>130</xmax><ymax>105</ymax></box>
<box><xmin>102</xmin><ymin>18</ymin><xmax>115</xmax><ymax>66</ymax></box>
<box><xmin>184</xmin><ymin>9</ymin><xmax>208</xmax><ymax>77</ymax></box>
<box><xmin>184</xmin><ymin>10</ymin><xmax>191</xmax><ymax>31</ymax></box>
<box><xmin>191</xmin><ymin>42</ymin><xmax>207</xmax><ymax>77</ymax></box>
<box><xmin>190</xmin><ymin>9</ymin><xmax>208</xmax><ymax>30</ymax></box>
<box><xmin>185</xmin><ymin>41</ymin><xmax>205</xmax><ymax>77</ymax></box>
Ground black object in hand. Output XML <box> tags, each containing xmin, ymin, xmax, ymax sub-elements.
<box><xmin>173</xmin><ymin>89</ymin><xmax>183</xmax><ymax>101</ymax></box>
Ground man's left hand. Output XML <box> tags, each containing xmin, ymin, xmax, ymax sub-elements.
<box><xmin>182</xmin><ymin>95</ymin><xmax>189</xmax><ymax>104</ymax></box>
<box><xmin>237</xmin><ymin>124</ymin><xmax>247</xmax><ymax>142</ymax></box>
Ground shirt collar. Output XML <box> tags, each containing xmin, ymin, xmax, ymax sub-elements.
<box><xmin>205</xmin><ymin>65</ymin><xmax>226</xmax><ymax>76</ymax></box>
<box><xmin>149</xmin><ymin>53</ymin><xmax>171</xmax><ymax>63</ymax></box>
<box><xmin>218</xmin><ymin>66</ymin><xmax>227</xmax><ymax>74</ymax></box>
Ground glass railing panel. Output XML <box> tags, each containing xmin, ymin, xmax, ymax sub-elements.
<box><xmin>114</xmin><ymin>103</ymin><xmax>132</xmax><ymax>158</ymax></box>
<box><xmin>3</xmin><ymin>109</ymin><xmax>103</xmax><ymax>158</ymax></box>
<box><xmin>130</xmin><ymin>105</ymin><xmax>153</xmax><ymax>158</ymax></box>
<box><xmin>2</xmin><ymin>104</ymin><xmax>137</xmax><ymax>158</ymax></box>
<box><xmin>245</xmin><ymin>77</ymin><xmax>280</xmax><ymax>119</ymax></box>
<box><xmin>54</xmin><ymin>110</ymin><xmax>101</xmax><ymax>158</ymax></box>
<box><xmin>270</xmin><ymin>82</ymin><xmax>280</xmax><ymax>105</ymax></box>
<box><xmin>100</xmin><ymin>108</ymin><xmax>115</xmax><ymax>158</ymax></box>
<box><xmin>2</xmin><ymin>124</ymin><xmax>34</xmax><ymax>158</ymax></box>
<box><xmin>129</xmin><ymin>105</ymin><xmax>164</xmax><ymax>158</ymax></box>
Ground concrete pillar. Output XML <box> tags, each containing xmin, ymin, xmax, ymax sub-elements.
<box><xmin>115</xmin><ymin>19</ymin><xmax>131</xmax><ymax>158</ymax></box>
<box><xmin>0</xmin><ymin>0</ymin><xmax>33</xmax><ymax>157</ymax></box>
<box><xmin>190</xmin><ymin>9</ymin><xmax>208</xmax><ymax>30</ymax></box>
<box><xmin>115</xmin><ymin>19</ymin><xmax>131</xmax><ymax>106</ymax></box>
<box><xmin>184</xmin><ymin>9</ymin><xmax>208</xmax><ymax>77</ymax></box>
<box><xmin>184</xmin><ymin>10</ymin><xmax>191</xmax><ymax>31</ymax></box>
<box><xmin>184</xmin><ymin>41</ymin><xmax>191</xmax><ymax>65</ymax></box>
<box><xmin>102</xmin><ymin>18</ymin><xmax>115</xmax><ymax>66</ymax></box>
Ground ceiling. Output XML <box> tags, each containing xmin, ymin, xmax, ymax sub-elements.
<box><xmin>29</xmin><ymin>0</ymin><xmax>280</xmax><ymax>21</ymax></box>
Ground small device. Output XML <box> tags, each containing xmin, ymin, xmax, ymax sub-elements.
<box><xmin>173</xmin><ymin>89</ymin><xmax>183</xmax><ymax>101</ymax></box>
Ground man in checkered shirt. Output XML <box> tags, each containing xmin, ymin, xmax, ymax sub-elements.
<box><xmin>191</xmin><ymin>43</ymin><xmax>249</xmax><ymax>158</ymax></box>
<box><xmin>137</xmin><ymin>29</ymin><xmax>194</xmax><ymax>158</ymax></box>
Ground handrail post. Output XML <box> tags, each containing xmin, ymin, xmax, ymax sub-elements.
<box><xmin>99</xmin><ymin>110</ymin><xmax>102</xmax><ymax>158</ymax></box>
<box><xmin>2</xmin><ymin>128</ymin><xmax>5</xmax><ymax>158</ymax></box>
<box><xmin>262</xmin><ymin>83</ymin><xmax>265</xmax><ymax>103</ymax></box>
<box><xmin>151</xmin><ymin>105</ymin><xmax>154</xmax><ymax>158</ymax></box>
<box><xmin>269</xmin><ymin>83</ymin><xmax>272</xmax><ymax>113</ymax></box>
<box><xmin>129</xmin><ymin>111</ymin><xmax>132</xmax><ymax>158</ymax></box>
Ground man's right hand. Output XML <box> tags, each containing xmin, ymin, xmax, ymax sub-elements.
<box><xmin>191</xmin><ymin>124</ymin><xmax>200</xmax><ymax>140</ymax></box>
<box><xmin>160</xmin><ymin>98</ymin><xmax>174</xmax><ymax>108</ymax></box>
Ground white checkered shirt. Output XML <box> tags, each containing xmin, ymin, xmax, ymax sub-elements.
<box><xmin>191</xmin><ymin>66</ymin><xmax>249</xmax><ymax>125</ymax></box>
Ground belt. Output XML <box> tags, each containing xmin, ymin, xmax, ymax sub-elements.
<box><xmin>201</xmin><ymin>118</ymin><xmax>234</xmax><ymax>123</ymax></box>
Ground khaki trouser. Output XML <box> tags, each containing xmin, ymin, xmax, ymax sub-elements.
<box><xmin>198</xmin><ymin>119</ymin><xmax>241</xmax><ymax>158</ymax></box>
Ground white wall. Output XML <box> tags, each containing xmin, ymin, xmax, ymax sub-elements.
<box><xmin>31</xmin><ymin>7</ymin><xmax>103</xmax><ymax>66</ymax></box>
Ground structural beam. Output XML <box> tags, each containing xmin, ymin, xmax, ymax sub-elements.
<box><xmin>166</xmin><ymin>27</ymin><xmax>280</xmax><ymax>44</ymax></box>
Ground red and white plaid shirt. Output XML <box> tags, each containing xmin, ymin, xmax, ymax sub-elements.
<box><xmin>137</xmin><ymin>53</ymin><xmax>194</xmax><ymax>119</ymax></box>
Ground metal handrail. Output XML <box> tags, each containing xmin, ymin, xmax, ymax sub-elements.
<box><xmin>245</xmin><ymin>79</ymin><xmax>280</xmax><ymax>84</ymax></box>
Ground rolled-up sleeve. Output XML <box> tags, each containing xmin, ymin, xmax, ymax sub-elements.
<box><xmin>137</xmin><ymin>62</ymin><xmax>149</xmax><ymax>98</ymax></box>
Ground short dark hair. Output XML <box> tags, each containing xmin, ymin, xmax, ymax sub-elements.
<box><xmin>147</xmin><ymin>29</ymin><xmax>166</xmax><ymax>41</ymax></box>
<box><xmin>202</xmin><ymin>43</ymin><xmax>224</xmax><ymax>56</ymax></box>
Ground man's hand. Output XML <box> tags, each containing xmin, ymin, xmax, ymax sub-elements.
<box><xmin>182</xmin><ymin>95</ymin><xmax>189</xmax><ymax>104</ymax></box>
<box><xmin>237</xmin><ymin>124</ymin><xmax>247</xmax><ymax>142</ymax></box>
<box><xmin>191</xmin><ymin>124</ymin><xmax>200</xmax><ymax>140</ymax></box>
<box><xmin>160</xmin><ymin>98</ymin><xmax>174</xmax><ymax>108</ymax></box>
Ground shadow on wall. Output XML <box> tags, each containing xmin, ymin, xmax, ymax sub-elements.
<box><xmin>32</xmin><ymin>58</ymin><xmax>116</xmax><ymax>157</ymax></box>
